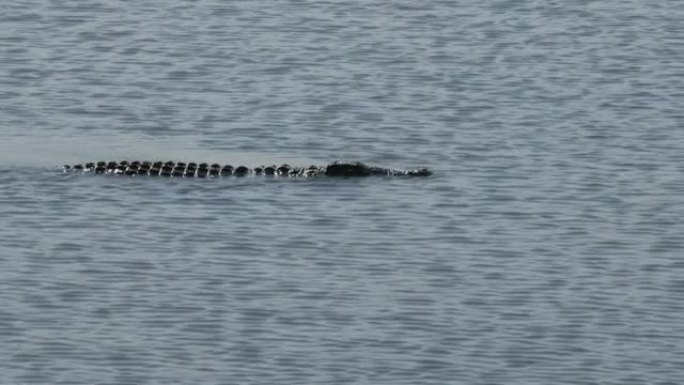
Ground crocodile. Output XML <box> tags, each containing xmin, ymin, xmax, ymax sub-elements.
<box><xmin>62</xmin><ymin>161</ymin><xmax>433</xmax><ymax>177</ymax></box>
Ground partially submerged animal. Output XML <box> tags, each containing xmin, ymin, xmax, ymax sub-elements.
<box><xmin>62</xmin><ymin>161</ymin><xmax>433</xmax><ymax>178</ymax></box>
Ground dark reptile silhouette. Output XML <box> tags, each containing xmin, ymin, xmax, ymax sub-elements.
<box><xmin>62</xmin><ymin>161</ymin><xmax>432</xmax><ymax>178</ymax></box>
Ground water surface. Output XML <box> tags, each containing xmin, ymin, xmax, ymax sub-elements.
<box><xmin>1</xmin><ymin>1</ymin><xmax>684</xmax><ymax>384</ymax></box>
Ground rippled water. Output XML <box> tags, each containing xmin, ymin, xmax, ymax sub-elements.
<box><xmin>2</xmin><ymin>1</ymin><xmax>684</xmax><ymax>384</ymax></box>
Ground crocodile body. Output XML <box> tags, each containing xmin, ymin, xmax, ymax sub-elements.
<box><xmin>62</xmin><ymin>161</ymin><xmax>432</xmax><ymax>177</ymax></box>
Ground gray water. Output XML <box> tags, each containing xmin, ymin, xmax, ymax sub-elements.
<box><xmin>1</xmin><ymin>0</ymin><xmax>684</xmax><ymax>384</ymax></box>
